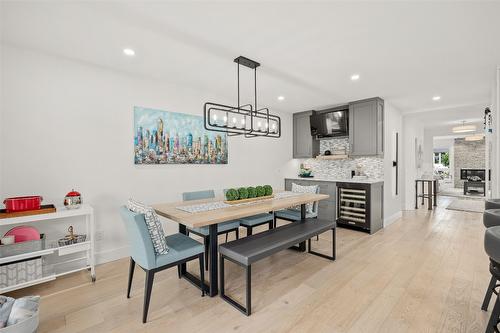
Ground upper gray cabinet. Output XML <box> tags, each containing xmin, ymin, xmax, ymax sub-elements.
<box><xmin>349</xmin><ymin>97</ymin><xmax>384</xmax><ymax>156</ymax></box>
<box><xmin>293</xmin><ymin>111</ymin><xmax>319</xmax><ymax>158</ymax></box>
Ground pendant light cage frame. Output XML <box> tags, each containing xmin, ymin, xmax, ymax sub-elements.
<box><xmin>204</xmin><ymin>56</ymin><xmax>281</xmax><ymax>138</ymax></box>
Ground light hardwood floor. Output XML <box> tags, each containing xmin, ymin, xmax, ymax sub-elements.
<box><xmin>6</xmin><ymin>196</ymin><xmax>492</xmax><ymax>332</ymax></box>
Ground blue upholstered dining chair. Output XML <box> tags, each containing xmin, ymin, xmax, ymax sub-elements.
<box><xmin>119</xmin><ymin>207</ymin><xmax>205</xmax><ymax>323</ymax></box>
<box><xmin>183</xmin><ymin>190</ymin><xmax>240</xmax><ymax>270</ymax></box>
<box><xmin>222</xmin><ymin>189</ymin><xmax>275</xmax><ymax>236</ymax></box>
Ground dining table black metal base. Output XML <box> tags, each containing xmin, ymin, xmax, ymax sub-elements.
<box><xmin>178</xmin><ymin>204</ymin><xmax>307</xmax><ymax>297</ymax></box>
<box><xmin>178</xmin><ymin>224</ymin><xmax>216</xmax><ymax>296</ymax></box>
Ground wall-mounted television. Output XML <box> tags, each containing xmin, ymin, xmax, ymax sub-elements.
<box><xmin>310</xmin><ymin>109</ymin><xmax>349</xmax><ymax>138</ymax></box>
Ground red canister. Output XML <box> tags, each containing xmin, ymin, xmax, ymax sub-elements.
<box><xmin>3</xmin><ymin>196</ymin><xmax>43</xmax><ymax>212</ymax></box>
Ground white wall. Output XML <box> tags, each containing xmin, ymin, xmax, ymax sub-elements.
<box><xmin>0</xmin><ymin>3</ymin><xmax>3</xmax><ymax>198</ymax></box>
<box><xmin>492</xmin><ymin>67</ymin><xmax>500</xmax><ymax>197</ymax></box>
<box><xmin>0</xmin><ymin>45</ymin><xmax>293</xmax><ymax>263</ymax></box>
<box><xmin>401</xmin><ymin>115</ymin><xmax>425</xmax><ymax>210</ymax></box>
<box><xmin>423</xmin><ymin>129</ymin><xmax>434</xmax><ymax>176</ymax></box>
<box><xmin>383</xmin><ymin>102</ymin><xmax>402</xmax><ymax>225</ymax></box>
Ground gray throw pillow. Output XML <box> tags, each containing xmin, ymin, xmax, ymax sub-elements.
<box><xmin>127</xmin><ymin>198</ymin><xmax>169</xmax><ymax>255</ymax></box>
<box><xmin>0</xmin><ymin>296</ymin><xmax>15</xmax><ymax>328</ymax></box>
<box><xmin>6</xmin><ymin>295</ymin><xmax>40</xmax><ymax>326</ymax></box>
<box><xmin>291</xmin><ymin>183</ymin><xmax>318</xmax><ymax>214</ymax></box>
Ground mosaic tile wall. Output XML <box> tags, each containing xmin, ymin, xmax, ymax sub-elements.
<box><xmin>301</xmin><ymin>138</ymin><xmax>384</xmax><ymax>179</ymax></box>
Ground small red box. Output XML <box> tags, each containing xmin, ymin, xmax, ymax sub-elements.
<box><xmin>3</xmin><ymin>196</ymin><xmax>43</xmax><ymax>212</ymax></box>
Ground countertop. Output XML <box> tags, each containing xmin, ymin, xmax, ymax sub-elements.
<box><xmin>285</xmin><ymin>176</ymin><xmax>384</xmax><ymax>185</ymax></box>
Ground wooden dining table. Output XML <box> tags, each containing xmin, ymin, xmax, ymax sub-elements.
<box><xmin>153</xmin><ymin>192</ymin><xmax>329</xmax><ymax>297</ymax></box>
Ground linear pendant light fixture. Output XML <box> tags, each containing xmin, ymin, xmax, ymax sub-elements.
<box><xmin>204</xmin><ymin>56</ymin><xmax>281</xmax><ymax>138</ymax></box>
<box><xmin>452</xmin><ymin>121</ymin><xmax>476</xmax><ymax>133</ymax></box>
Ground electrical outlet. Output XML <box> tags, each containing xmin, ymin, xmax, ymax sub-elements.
<box><xmin>95</xmin><ymin>231</ymin><xmax>104</xmax><ymax>241</ymax></box>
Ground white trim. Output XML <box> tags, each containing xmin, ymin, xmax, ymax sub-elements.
<box><xmin>384</xmin><ymin>210</ymin><xmax>402</xmax><ymax>227</ymax></box>
<box><xmin>95</xmin><ymin>246</ymin><xmax>129</xmax><ymax>265</ymax></box>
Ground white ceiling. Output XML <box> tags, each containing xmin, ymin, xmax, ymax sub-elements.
<box><xmin>2</xmin><ymin>1</ymin><xmax>499</xmax><ymax>114</ymax></box>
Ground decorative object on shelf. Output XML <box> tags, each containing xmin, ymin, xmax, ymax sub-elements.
<box><xmin>134</xmin><ymin>106</ymin><xmax>228</xmax><ymax>164</ymax></box>
<box><xmin>298</xmin><ymin>163</ymin><xmax>313</xmax><ymax>177</ymax></box>
<box><xmin>203</xmin><ymin>56</ymin><xmax>281</xmax><ymax>138</ymax></box>
<box><xmin>3</xmin><ymin>196</ymin><xmax>42</xmax><ymax>213</ymax></box>
<box><xmin>57</xmin><ymin>226</ymin><xmax>86</xmax><ymax>246</ymax></box>
<box><xmin>4</xmin><ymin>226</ymin><xmax>40</xmax><ymax>243</ymax></box>
<box><xmin>315</xmin><ymin>154</ymin><xmax>348</xmax><ymax>161</ymax></box>
<box><xmin>64</xmin><ymin>189</ymin><xmax>82</xmax><ymax>210</ymax></box>
<box><xmin>224</xmin><ymin>185</ymin><xmax>274</xmax><ymax>204</ymax></box>
<box><xmin>324</xmin><ymin>150</ymin><xmax>332</xmax><ymax>155</ymax></box>
<box><xmin>354</xmin><ymin>163</ymin><xmax>365</xmax><ymax>177</ymax></box>
<box><xmin>0</xmin><ymin>235</ymin><xmax>45</xmax><ymax>258</ymax></box>
<box><xmin>0</xmin><ymin>236</ymin><xmax>15</xmax><ymax>246</ymax></box>
<box><xmin>0</xmin><ymin>205</ymin><xmax>56</xmax><ymax>219</ymax></box>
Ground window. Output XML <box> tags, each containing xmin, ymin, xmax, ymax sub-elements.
<box><xmin>433</xmin><ymin>151</ymin><xmax>449</xmax><ymax>167</ymax></box>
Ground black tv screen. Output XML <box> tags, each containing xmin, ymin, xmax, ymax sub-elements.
<box><xmin>310</xmin><ymin>110</ymin><xmax>348</xmax><ymax>138</ymax></box>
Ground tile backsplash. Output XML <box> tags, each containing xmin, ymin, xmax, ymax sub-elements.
<box><xmin>301</xmin><ymin>138</ymin><xmax>384</xmax><ymax>179</ymax></box>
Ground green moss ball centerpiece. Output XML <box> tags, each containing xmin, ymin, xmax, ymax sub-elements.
<box><xmin>238</xmin><ymin>187</ymin><xmax>249</xmax><ymax>200</ymax></box>
<box><xmin>224</xmin><ymin>185</ymin><xmax>274</xmax><ymax>203</ymax></box>
<box><xmin>225</xmin><ymin>188</ymin><xmax>239</xmax><ymax>201</ymax></box>
<box><xmin>247</xmin><ymin>187</ymin><xmax>256</xmax><ymax>198</ymax></box>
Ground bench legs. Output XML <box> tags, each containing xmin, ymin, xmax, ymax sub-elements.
<box><xmin>307</xmin><ymin>228</ymin><xmax>336</xmax><ymax>261</ymax></box>
<box><xmin>220</xmin><ymin>254</ymin><xmax>252</xmax><ymax>316</ymax></box>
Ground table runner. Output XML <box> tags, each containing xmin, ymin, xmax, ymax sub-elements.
<box><xmin>176</xmin><ymin>191</ymin><xmax>302</xmax><ymax>213</ymax></box>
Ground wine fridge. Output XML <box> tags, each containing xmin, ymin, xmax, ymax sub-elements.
<box><xmin>336</xmin><ymin>182</ymin><xmax>383</xmax><ymax>234</ymax></box>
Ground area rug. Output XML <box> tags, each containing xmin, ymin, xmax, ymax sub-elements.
<box><xmin>439</xmin><ymin>187</ymin><xmax>485</xmax><ymax>199</ymax></box>
<box><xmin>446</xmin><ymin>199</ymin><xmax>485</xmax><ymax>213</ymax></box>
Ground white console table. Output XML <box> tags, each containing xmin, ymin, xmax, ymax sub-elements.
<box><xmin>0</xmin><ymin>204</ymin><xmax>95</xmax><ymax>293</ymax></box>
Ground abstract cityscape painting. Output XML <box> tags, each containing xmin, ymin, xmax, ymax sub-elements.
<box><xmin>134</xmin><ymin>106</ymin><xmax>228</xmax><ymax>164</ymax></box>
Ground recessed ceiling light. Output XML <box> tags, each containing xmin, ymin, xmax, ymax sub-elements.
<box><xmin>350</xmin><ymin>74</ymin><xmax>360</xmax><ymax>81</ymax></box>
<box><xmin>432</xmin><ymin>96</ymin><xmax>441</xmax><ymax>101</ymax></box>
<box><xmin>277</xmin><ymin>96</ymin><xmax>285</xmax><ymax>101</ymax></box>
<box><xmin>123</xmin><ymin>48</ymin><xmax>135</xmax><ymax>56</ymax></box>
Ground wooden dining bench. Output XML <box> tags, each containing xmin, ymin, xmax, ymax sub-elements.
<box><xmin>219</xmin><ymin>218</ymin><xmax>336</xmax><ymax>315</ymax></box>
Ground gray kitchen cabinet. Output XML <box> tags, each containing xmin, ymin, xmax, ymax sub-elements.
<box><xmin>349</xmin><ymin>97</ymin><xmax>384</xmax><ymax>156</ymax></box>
<box><xmin>293</xmin><ymin>111</ymin><xmax>319</xmax><ymax>158</ymax></box>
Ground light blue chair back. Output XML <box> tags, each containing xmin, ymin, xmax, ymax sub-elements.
<box><xmin>183</xmin><ymin>190</ymin><xmax>215</xmax><ymax>201</ymax></box>
<box><xmin>119</xmin><ymin>206</ymin><xmax>156</xmax><ymax>270</ymax></box>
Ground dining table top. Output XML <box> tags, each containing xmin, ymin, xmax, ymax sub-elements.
<box><xmin>152</xmin><ymin>192</ymin><xmax>329</xmax><ymax>228</ymax></box>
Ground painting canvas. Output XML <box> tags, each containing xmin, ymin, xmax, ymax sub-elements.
<box><xmin>134</xmin><ymin>106</ymin><xmax>228</xmax><ymax>164</ymax></box>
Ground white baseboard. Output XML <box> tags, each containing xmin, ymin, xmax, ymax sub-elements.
<box><xmin>95</xmin><ymin>246</ymin><xmax>129</xmax><ymax>265</ymax></box>
<box><xmin>384</xmin><ymin>211</ymin><xmax>402</xmax><ymax>227</ymax></box>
